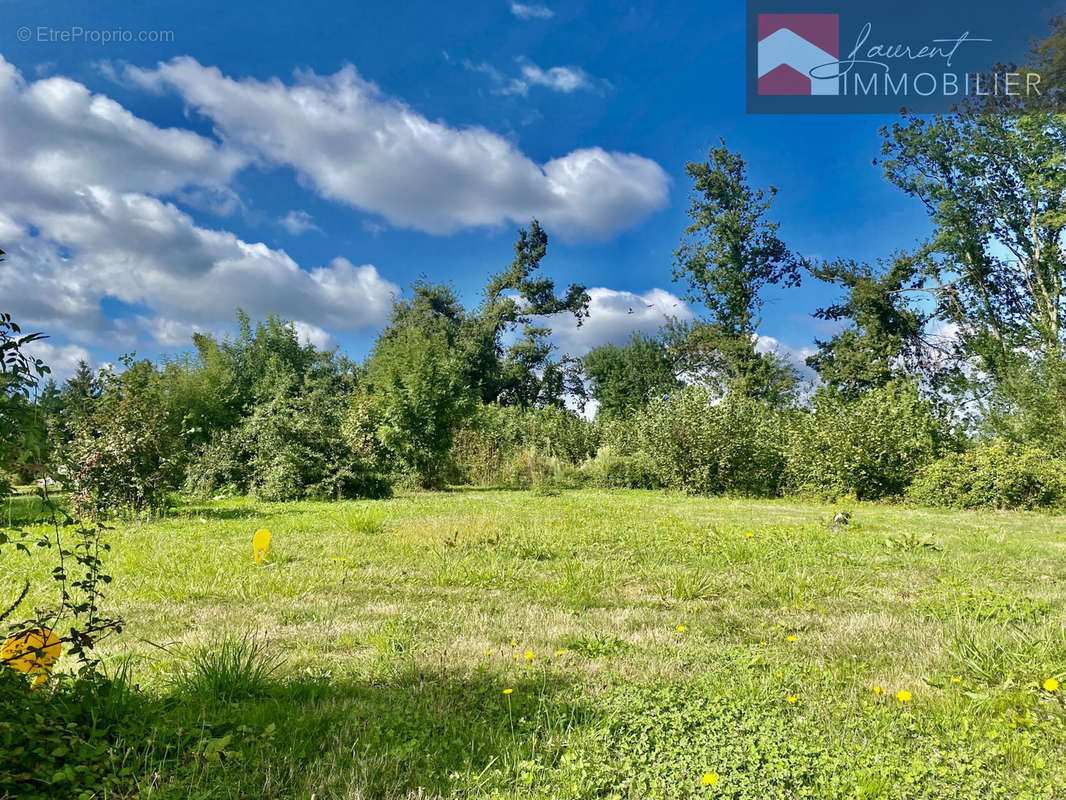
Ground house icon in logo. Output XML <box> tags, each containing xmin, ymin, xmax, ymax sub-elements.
<box><xmin>757</xmin><ymin>14</ymin><xmax>839</xmax><ymax>95</ymax></box>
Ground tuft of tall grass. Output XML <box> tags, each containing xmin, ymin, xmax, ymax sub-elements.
<box><xmin>173</xmin><ymin>635</ymin><xmax>282</xmax><ymax>701</ymax></box>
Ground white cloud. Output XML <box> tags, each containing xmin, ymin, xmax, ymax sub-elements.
<box><xmin>291</xmin><ymin>320</ymin><xmax>337</xmax><ymax>351</ymax></box>
<box><xmin>127</xmin><ymin>57</ymin><xmax>668</xmax><ymax>238</ymax></box>
<box><xmin>0</xmin><ymin>55</ymin><xmax>399</xmax><ymax>348</ymax></box>
<box><xmin>509</xmin><ymin>61</ymin><xmax>593</xmax><ymax>95</ymax></box>
<box><xmin>22</xmin><ymin>340</ymin><xmax>93</xmax><ymax>385</ymax></box>
<box><xmin>510</xmin><ymin>2</ymin><xmax>554</xmax><ymax>19</ymax></box>
<box><xmin>509</xmin><ymin>2</ymin><xmax>554</xmax><ymax>19</ymax></box>
<box><xmin>279</xmin><ymin>209</ymin><xmax>321</xmax><ymax>235</ymax></box>
<box><xmin>547</xmin><ymin>287</ymin><xmax>694</xmax><ymax>356</ymax></box>
<box><xmin>466</xmin><ymin>58</ymin><xmax>598</xmax><ymax>97</ymax></box>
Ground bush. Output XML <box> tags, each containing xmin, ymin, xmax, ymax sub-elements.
<box><xmin>0</xmin><ymin>669</ymin><xmax>141</xmax><ymax>799</ymax></box>
<box><xmin>368</xmin><ymin>327</ymin><xmax>473</xmax><ymax>489</ymax></box>
<box><xmin>634</xmin><ymin>387</ymin><xmax>790</xmax><ymax>496</ymax></box>
<box><xmin>450</xmin><ymin>404</ymin><xmax>597</xmax><ymax>487</ymax></box>
<box><xmin>185</xmin><ymin>384</ymin><xmax>391</xmax><ymax>501</ymax></box>
<box><xmin>580</xmin><ymin>446</ymin><xmax>662</xmax><ymax>489</ymax></box>
<box><xmin>66</xmin><ymin>377</ymin><xmax>184</xmax><ymax>515</ymax></box>
<box><xmin>907</xmin><ymin>440</ymin><xmax>1066</xmax><ymax>509</ymax></box>
<box><xmin>785</xmin><ymin>381</ymin><xmax>946</xmax><ymax>501</ymax></box>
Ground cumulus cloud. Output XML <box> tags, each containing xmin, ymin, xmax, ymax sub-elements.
<box><xmin>279</xmin><ymin>209</ymin><xmax>321</xmax><ymax>235</ymax></box>
<box><xmin>127</xmin><ymin>57</ymin><xmax>668</xmax><ymax>238</ymax></box>
<box><xmin>510</xmin><ymin>2</ymin><xmax>554</xmax><ymax>20</ymax></box>
<box><xmin>547</xmin><ymin>287</ymin><xmax>694</xmax><ymax>356</ymax></box>
<box><xmin>0</xmin><ymin>55</ymin><xmax>398</xmax><ymax>349</ymax></box>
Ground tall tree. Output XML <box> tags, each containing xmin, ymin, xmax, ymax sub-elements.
<box><xmin>671</xmin><ymin>143</ymin><xmax>805</xmax><ymax>402</ymax></box>
<box><xmin>474</xmin><ymin>220</ymin><xmax>590</xmax><ymax>407</ymax></box>
<box><xmin>806</xmin><ymin>255</ymin><xmax>930</xmax><ymax>394</ymax></box>
<box><xmin>879</xmin><ymin>111</ymin><xmax>1066</xmax><ymax>441</ymax></box>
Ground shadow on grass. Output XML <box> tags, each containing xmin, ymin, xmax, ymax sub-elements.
<box><xmin>173</xmin><ymin>666</ymin><xmax>594</xmax><ymax>798</ymax></box>
<box><xmin>6</xmin><ymin>665</ymin><xmax>596</xmax><ymax>800</ymax></box>
<box><xmin>171</xmin><ymin>504</ymin><xmax>310</xmax><ymax>522</ymax></box>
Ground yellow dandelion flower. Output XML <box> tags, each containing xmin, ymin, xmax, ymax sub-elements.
<box><xmin>873</xmin><ymin>685</ymin><xmax>884</xmax><ymax>695</ymax></box>
<box><xmin>556</xmin><ymin>649</ymin><xmax>565</xmax><ymax>656</ymax></box>
<box><xmin>896</xmin><ymin>690</ymin><xmax>912</xmax><ymax>703</ymax></box>
<box><xmin>760</xmin><ymin>621</ymin><xmax>767</xmax><ymax>628</ymax></box>
<box><xmin>486</xmin><ymin>650</ymin><xmax>493</xmax><ymax>655</ymax></box>
<box><xmin>701</xmin><ymin>771</ymin><xmax>719</xmax><ymax>786</ymax></box>
<box><xmin>676</xmin><ymin>624</ymin><xmax>687</xmax><ymax>632</ymax></box>
<box><xmin>951</xmin><ymin>677</ymin><xmax>962</xmax><ymax>684</ymax></box>
<box><xmin>510</xmin><ymin>641</ymin><xmax>518</xmax><ymax>647</ymax></box>
<box><xmin>786</xmin><ymin>635</ymin><xmax>797</xmax><ymax>643</ymax></box>
<box><xmin>525</xmin><ymin>650</ymin><xmax>534</xmax><ymax>662</ymax></box>
<box><xmin>503</xmin><ymin>688</ymin><xmax>514</xmax><ymax>695</ymax></box>
<box><xmin>1044</xmin><ymin>677</ymin><xmax>1060</xmax><ymax>693</ymax></box>
<box><xmin>775</xmin><ymin>672</ymin><xmax>783</xmax><ymax>678</ymax></box>
<box><xmin>759</xmin><ymin>641</ymin><xmax>767</xmax><ymax>647</ymax></box>
<box><xmin>787</xmin><ymin>696</ymin><xmax>798</xmax><ymax>703</ymax></box>
<box><xmin>513</xmin><ymin>654</ymin><xmax>519</xmax><ymax>660</ymax></box>
<box><xmin>745</xmin><ymin>531</ymin><xmax>755</xmax><ymax>538</ymax></box>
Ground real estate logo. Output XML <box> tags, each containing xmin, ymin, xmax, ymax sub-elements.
<box><xmin>757</xmin><ymin>14</ymin><xmax>839</xmax><ymax>95</ymax></box>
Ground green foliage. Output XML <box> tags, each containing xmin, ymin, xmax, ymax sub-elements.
<box><xmin>786</xmin><ymin>381</ymin><xmax>947</xmax><ymax>500</ymax></box>
<box><xmin>908</xmin><ymin>439</ymin><xmax>1066</xmax><ymax>509</ymax></box>
<box><xmin>579</xmin><ymin>446</ymin><xmax>661</xmax><ymax>489</ymax></box>
<box><xmin>584</xmin><ymin>332</ymin><xmax>678</xmax><ymax>417</ymax></box>
<box><xmin>0</xmin><ymin>312</ymin><xmax>50</xmax><ymax>495</ymax></box>
<box><xmin>673</xmin><ymin>143</ymin><xmax>804</xmax><ymax>337</ymax></box>
<box><xmin>880</xmin><ymin>112</ymin><xmax>1066</xmax><ymax>443</ymax></box>
<box><xmin>636</xmin><ymin>386</ymin><xmax>790</xmax><ymax>496</ymax></box>
<box><xmin>0</xmin><ymin>669</ymin><xmax>141</xmax><ymax>800</ymax></box>
<box><xmin>807</xmin><ymin>255</ymin><xmax>929</xmax><ymax>394</ymax></box>
<box><xmin>65</xmin><ymin>358</ymin><xmax>184</xmax><ymax>516</ymax></box>
<box><xmin>368</xmin><ymin>325</ymin><xmax>473</xmax><ymax>489</ymax></box>
<box><xmin>663</xmin><ymin>319</ymin><xmax>801</xmax><ymax>405</ymax></box>
<box><xmin>450</xmin><ymin>403</ymin><xmax>597</xmax><ymax>487</ymax></box>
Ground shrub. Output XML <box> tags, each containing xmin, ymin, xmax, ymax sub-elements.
<box><xmin>66</xmin><ymin>366</ymin><xmax>184</xmax><ymax>516</ymax></box>
<box><xmin>635</xmin><ymin>387</ymin><xmax>790</xmax><ymax>496</ymax></box>
<box><xmin>185</xmin><ymin>384</ymin><xmax>391</xmax><ymax>501</ymax></box>
<box><xmin>580</xmin><ymin>446</ymin><xmax>662</xmax><ymax>489</ymax></box>
<box><xmin>907</xmin><ymin>439</ymin><xmax>1066</xmax><ymax>509</ymax></box>
<box><xmin>785</xmin><ymin>381</ymin><xmax>946</xmax><ymax>501</ymax></box>
<box><xmin>450</xmin><ymin>404</ymin><xmax>597</xmax><ymax>487</ymax></box>
<box><xmin>0</xmin><ymin>669</ymin><xmax>142</xmax><ymax>799</ymax></box>
<box><xmin>368</xmin><ymin>327</ymin><xmax>473</xmax><ymax>489</ymax></box>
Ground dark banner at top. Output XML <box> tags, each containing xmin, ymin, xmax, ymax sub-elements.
<box><xmin>746</xmin><ymin>1</ymin><xmax>1064</xmax><ymax>113</ymax></box>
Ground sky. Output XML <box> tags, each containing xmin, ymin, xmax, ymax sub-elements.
<box><xmin>0</xmin><ymin>0</ymin><xmax>1058</xmax><ymax>383</ymax></box>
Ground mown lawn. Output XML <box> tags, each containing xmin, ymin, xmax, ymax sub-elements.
<box><xmin>6</xmin><ymin>489</ymin><xmax>1066</xmax><ymax>798</ymax></box>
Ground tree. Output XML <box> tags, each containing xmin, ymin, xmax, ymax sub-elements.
<box><xmin>474</xmin><ymin>220</ymin><xmax>590</xmax><ymax>407</ymax></box>
<box><xmin>584</xmin><ymin>332</ymin><xmax>678</xmax><ymax>417</ymax></box>
<box><xmin>880</xmin><ymin>111</ymin><xmax>1066</xmax><ymax>442</ymax></box>
<box><xmin>671</xmin><ymin>143</ymin><xmax>805</xmax><ymax>402</ymax></box>
<box><xmin>806</xmin><ymin>255</ymin><xmax>930</xmax><ymax>394</ymax></box>
<box><xmin>673</xmin><ymin>143</ymin><xmax>804</xmax><ymax>337</ymax></box>
<box><xmin>367</xmin><ymin>325</ymin><xmax>473</xmax><ymax>489</ymax></box>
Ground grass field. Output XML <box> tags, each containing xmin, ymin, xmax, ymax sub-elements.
<box><xmin>6</xmin><ymin>489</ymin><xmax>1066</xmax><ymax>798</ymax></box>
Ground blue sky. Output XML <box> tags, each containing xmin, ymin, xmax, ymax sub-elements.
<box><xmin>0</xmin><ymin>0</ymin><xmax>1055</xmax><ymax>381</ymax></box>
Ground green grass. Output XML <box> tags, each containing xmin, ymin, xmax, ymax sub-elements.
<box><xmin>5</xmin><ymin>489</ymin><xmax>1066</xmax><ymax>798</ymax></box>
